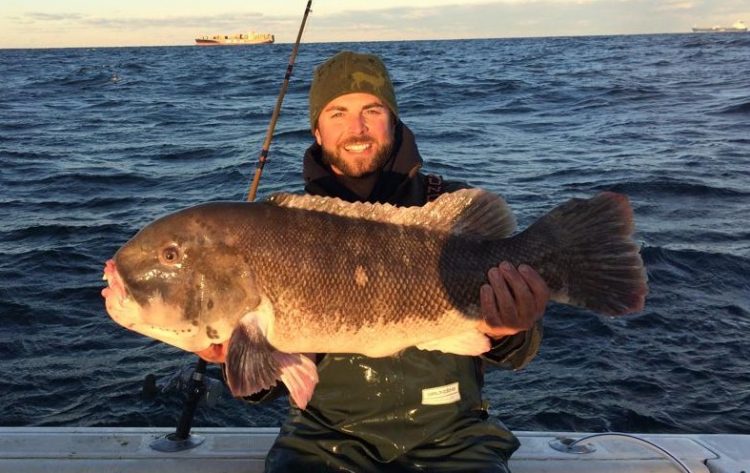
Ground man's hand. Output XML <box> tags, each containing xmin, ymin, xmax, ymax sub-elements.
<box><xmin>478</xmin><ymin>262</ymin><xmax>549</xmax><ymax>339</ymax></box>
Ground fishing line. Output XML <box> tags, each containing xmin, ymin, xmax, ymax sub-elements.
<box><xmin>550</xmin><ymin>432</ymin><xmax>695</xmax><ymax>473</ymax></box>
<box><xmin>246</xmin><ymin>0</ymin><xmax>314</xmax><ymax>202</ymax></box>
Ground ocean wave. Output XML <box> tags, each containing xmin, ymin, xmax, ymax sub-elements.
<box><xmin>681</xmin><ymin>38</ymin><xmax>712</xmax><ymax>49</ymax></box>
<box><xmin>570</xmin><ymin>96</ymin><xmax>611</xmax><ymax>110</ymax></box>
<box><xmin>272</xmin><ymin>128</ymin><xmax>316</xmax><ymax>140</ymax></box>
<box><xmin>154</xmin><ymin>147</ymin><xmax>225</xmax><ymax>162</ymax></box>
<box><xmin>28</xmin><ymin>171</ymin><xmax>161</xmax><ymax>189</ymax></box>
<box><xmin>1</xmin><ymin>223</ymin><xmax>129</xmax><ymax>248</ymax></box>
<box><xmin>714</xmin><ymin>99</ymin><xmax>750</xmax><ymax>115</ymax></box>
<box><xmin>641</xmin><ymin>245</ymin><xmax>750</xmax><ymax>301</ymax></box>
<box><xmin>36</xmin><ymin>66</ymin><xmax>123</xmax><ymax>89</ymax></box>
<box><xmin>0</xmin><ymin>195</ymin><xmax>180</xmax><ymax>218</ymax></box>
<box><xmin>594</xmin><ymin>178</ymin><xmax>749</xmax><ymax>197</ymax></box>
<box><xmin>586</xmin><ymin>83</ymin><xmax>666</xmax><ymax>102</ymax></box>
<box><xmin>642</xmin><ymin>245</ymin><xmax>748</xmax><ymax>271</ymax></box>
<box><xmin>720</xmin><ymin>36</ymin><xmax>750</xmax><ymax>47</ymax></box>
<box><xmin>0</xmin><ymin>119</ymin><xmax>41</xmax><ymax>131</ymax></box>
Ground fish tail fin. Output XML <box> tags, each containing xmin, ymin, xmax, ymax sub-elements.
<box><xmin>528</xmin><ymin>192</ymin><xmax>648</xmax><ymax>316</ymax></box>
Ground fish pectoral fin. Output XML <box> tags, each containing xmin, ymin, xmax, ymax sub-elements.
<box><xmin>416</xmin><ymin>330</ymin><xmax>491</xmax><ymax>356</ymax></box>
<box><xmin>224</xmin><ymin>316</ymin><xmax>281</xmax><ymax>397</ymax></box>
<box><xmin>277</xmin><ymin>353</ymin><xmax>319</xmax><ymax>410</ymax></box>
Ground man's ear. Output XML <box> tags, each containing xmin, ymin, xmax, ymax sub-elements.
<box><xmin>314</xmin><ymin>127</ymin><xmax>322</xmax><ymax>146</ymax></box>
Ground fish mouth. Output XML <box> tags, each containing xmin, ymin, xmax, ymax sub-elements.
<box><xmin>102</xmin><ymin>259</ymin><xmax>125</xmax><ymax>307</ymax></box>
<box><xmin>102</xmin><ymin>259</ymin><xmax>133</xmax><ymax>325</ymax></box>
<box><xmin>101</xmin><ymin>259</ymin><xmax>211</xmax><ymax>352</ymax></box>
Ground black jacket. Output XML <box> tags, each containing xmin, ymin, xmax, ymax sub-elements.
<box><xmin>251</xmin><ymin>121</ymin><xmax>542</xmax><ymax>461</ymax></box>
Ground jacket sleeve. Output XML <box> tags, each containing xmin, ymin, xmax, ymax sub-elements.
<box><xmin>440</xmin><ymin>178</ymin><xmax>471</xmax><ymax>193</ymax></box>
<box><xmin>481</xmin><ymin>320</ymin><xmax>543</xmax><ymax>370</ymax></box>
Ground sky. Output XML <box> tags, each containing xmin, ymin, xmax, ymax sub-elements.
<box><xmin>1</xmin><ymin>0</ymin><xmax>749</xmax><ymax>48</ymax></box>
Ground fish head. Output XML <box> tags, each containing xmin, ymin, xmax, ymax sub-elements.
<box><xmin>102</xmin><ymin>204</ymin><xmax>260</xmax><ymax>353</ymax></box>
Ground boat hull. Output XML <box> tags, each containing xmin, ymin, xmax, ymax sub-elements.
<box><xmin>194</xmin><ymin>33</ymin><xmax>275</xmax><ymax>46</ymax></box>
<box><xmin>195</xmin><ymin>39</ymin><xmax>274</xmax><ymax>46</ymax></box>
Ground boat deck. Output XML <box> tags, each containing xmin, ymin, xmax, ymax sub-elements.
<box><xmin>0</xmin><ymin>427</ymin><xmax>748</xmax><ymax>472</ymax></box>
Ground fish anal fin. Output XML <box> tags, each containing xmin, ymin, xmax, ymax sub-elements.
<box><xmin>277</xmin><ymin>353</ymin><xmax>319</xmax><ymax>409</ymax></box>
<box><xmin>416</xmin><ymin>330</ymin><xmax>491</xmax><ymax>356</ymax></box>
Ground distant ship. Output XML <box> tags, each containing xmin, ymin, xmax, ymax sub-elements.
<box><xmin>692</xmin><ymin>20</ymin><xmax>747</xmax><ymax>33</ymax></box>
<box><xmin>195</xmin><ymin>32</ymin><xmax>274</xmax><ymax>46</ymax></box>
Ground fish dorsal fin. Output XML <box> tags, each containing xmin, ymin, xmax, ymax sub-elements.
<box><xmin>266</xmin><ymin>188</ymin><xmax>516</xmax><ymax>239</ymax></box>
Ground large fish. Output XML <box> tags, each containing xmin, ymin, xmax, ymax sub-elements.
<box><xmin>102</xmin><ymin>189</ymin><xmax>647</xmax><ymax>408</ymax></box>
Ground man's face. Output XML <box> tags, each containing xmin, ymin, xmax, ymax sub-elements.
<box><xmin>314</xmin><ymin>92</ymin><xmax>395</xmax><ymax>178</ymax></box>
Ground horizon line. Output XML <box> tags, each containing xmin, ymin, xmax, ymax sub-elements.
<box><xmin>0</xmin><ymin>30</ymin><xmax>713</xmax><ymax>51</ymax></box>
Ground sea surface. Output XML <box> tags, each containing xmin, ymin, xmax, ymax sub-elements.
<box><xmin>1</xmin><ymin>34</ymin><xmax>749</xmax><ymax>434</ymax></box>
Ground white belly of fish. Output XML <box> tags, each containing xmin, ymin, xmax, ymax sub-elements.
<box><xmin>267</xmin><ymin>303</ymin><xmax>489</xmax><ymax>358</ymax></box>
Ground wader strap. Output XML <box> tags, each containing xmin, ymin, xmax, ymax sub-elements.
<box><xmin>426</xmin><ymin>174</ymin><xmax>445</xmax><ymax>202</ymax></box>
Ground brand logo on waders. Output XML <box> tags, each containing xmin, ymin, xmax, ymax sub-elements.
<box><xmin>422</xmin><ymin>382</ymin><xmax>461</xmax><ymax>405</ymax></box>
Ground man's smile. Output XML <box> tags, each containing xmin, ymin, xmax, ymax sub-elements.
<box><xmin>342</xmin><ymin>140</ymin><xmax>375</xmax><ymax>153</ymax></box>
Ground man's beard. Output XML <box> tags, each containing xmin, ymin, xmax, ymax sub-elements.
<box><xmin>321</xmin><ymin>136</ymin><xmax>394</xmax><ymax>178</ymax></box>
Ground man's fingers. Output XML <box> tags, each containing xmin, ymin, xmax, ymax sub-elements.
<box><xmin>489</xmin><ymin>266</ymin><xmax>518</xmax><ymax>324</ymax></box>
<box><xmin>480</xmin><ymin>283</ymin><xmax>499</xmax><ymax>325</ymax></box>
<box><xmin>519</xmin><ymin>264</ymin><xmax>550</xmax><ymax>316</ymax></box>
<box><xmin>479</xmin><ymin>283</ymin><xmax>514</xmax><ymax>338</ymax></box>
<box><xmin>499</xmin><ymin>262</ymin><xmax>538</xmax><ymax>329</ymax></box>
<box><xmin>479</xmin><ymin>262</ymin><xmax>551</xmax><ymax>339</ymax></box>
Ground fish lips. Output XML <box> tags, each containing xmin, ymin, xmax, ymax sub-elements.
<box><xmin>102</xmin><ymin>258</ymin><xmax>212</xmax><ymax>352</ymax></box>
<box><xmin>102</xmin><ymin>259</ymin><xmax>127</xmax><ymax>306</ymax></box>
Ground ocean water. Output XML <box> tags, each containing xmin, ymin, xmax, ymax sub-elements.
<box><xmin>1</xmin><ymin>34</ymin><xmax>749</xmax><ymax>434</ymax></box>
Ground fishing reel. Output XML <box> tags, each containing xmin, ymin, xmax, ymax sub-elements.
<box><xmin>146</xmin><ymin>358</ymin><xmax>224</xmax><ymax>452</ymax></box>
<box><xmin>142</xmin><ymin>362</ymin><xmax>224</xmax><ymax>408</ymax></box>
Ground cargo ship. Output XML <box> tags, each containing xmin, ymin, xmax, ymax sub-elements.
<box><xmin>195</xmin><ymin>32</ymin><xmax>274</xmax><ymax>46</ymax></box>
<box><xmin>692</xmin><ymin>20</ymin><xmax>747</xmax><ymax>33</ymax></box>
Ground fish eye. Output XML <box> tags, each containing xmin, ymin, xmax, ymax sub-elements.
<box><xmin>160</xmin><ymin>245</ymin><xmax>181</xmax><ymax>265</ymax></box>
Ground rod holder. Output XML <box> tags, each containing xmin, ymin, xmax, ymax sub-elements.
<box><xmin>150</xmin><ymin>358</ymin><xmax>207</xmax><ymax>452</ymax></box>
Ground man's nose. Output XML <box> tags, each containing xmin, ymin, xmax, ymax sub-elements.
<box><xmin>347</xmin><ymin>113</ymin><xmax>368</xmax><ymax>134</ymax></box>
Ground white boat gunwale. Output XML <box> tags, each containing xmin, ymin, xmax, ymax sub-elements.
<box><xmin>0</xmin><ymin>427</ymin><xmax>748</xmax><ymax>473</ymax></box>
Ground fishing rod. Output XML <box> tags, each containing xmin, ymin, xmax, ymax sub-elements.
<box><xmin>151</xmin><ymin>2</ymin><xmax>314</xmax><ymax>452</ymax></box>
<box><xmin>246</xmin><ymin>0</ymin><xmax>314</xmax><ymax>202</ymax></box>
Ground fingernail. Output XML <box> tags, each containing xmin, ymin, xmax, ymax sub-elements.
<box><xmin>500</xmin><ymin>261</ymin><xmax>513</xmax><ymax>271</ymax></box>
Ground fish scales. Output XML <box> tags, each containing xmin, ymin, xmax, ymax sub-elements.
<box><xmin>226</xmin><ymin>203</ymin><xmax>483</xmax><ymax>354</ymax></box>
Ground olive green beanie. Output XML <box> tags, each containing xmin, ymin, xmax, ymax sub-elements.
<box><xmin>309</xmin><ymin>51</ymin><xmax>399</xmax><ymax>132</ymax></box>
